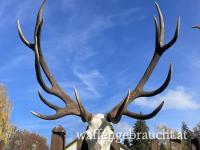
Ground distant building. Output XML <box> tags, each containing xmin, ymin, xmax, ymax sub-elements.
<box><xmin>65</xmin><ymin>136</ymin><xmax>200</xmax><ymax>150</ymax></box>
<box><xmin>150</xmin><ymin>137</ymin><xmax>199</xmax><ymax>150</ymax></box>
<box><xmin>191</xmin><ymin>136</ymin><xmax>200</xmax><ymax>150</ymax></box>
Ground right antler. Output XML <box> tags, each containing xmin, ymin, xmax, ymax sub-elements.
<box><xmin>106</xmin><ymin>2</ymin><xmax>180</xmax><ymax>124</ymax></box>
<box><xmin>193</xmin><ymin>25</ymin><xmax>200</xmax><ymax>29</ymax></box>
<box><xmin>17</xmin><ymin>0</ymin><xmax>92</xmax><ymax>122</ymax></box>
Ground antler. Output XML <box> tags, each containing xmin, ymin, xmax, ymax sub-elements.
<box><xmin>17</xmin><ymin>0</ymin><xmax>92</xmax><ymax>122</ymax></box>
<box><xmin>106</xmin><ymin>2</ymin><xmax>180</xmax><ymax>124</ymax></box>
<box><xmin>192</xmin><ymin>25</ymin><xmax>200</xmax><ymax>29</ymax></box>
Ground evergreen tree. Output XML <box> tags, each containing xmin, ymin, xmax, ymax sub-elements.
<box><xmin>181</xmin><ymin>122</ymin><xmax>192</xmax><ymax>150</ymax></box>
<box><xmin>129</xmin><ymin>119</ymin><xmax>151</xmax><ymax>150</ymax></box>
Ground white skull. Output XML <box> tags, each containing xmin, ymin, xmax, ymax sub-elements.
<box><xmin>85</xmin><ymin>114</ymin><xmax>115</xmax><ymax>150</ymax></box>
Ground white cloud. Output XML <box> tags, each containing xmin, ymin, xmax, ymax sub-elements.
<box><xmin>53</xmin><ymin>6</ymin><xmax>143</xmax><ymax>100</ymax></box>
<box><xmin>0</xmin><ymin>0</ymin><xmax>33</xmax><ymax>29</ymax></box>
<box><xmin>48</xmin><ymin>3</ymin><xmax>143</xmax><ymax>63</ymax></box>
<box><xmin>135</xmin><ymin>86</ymin><xmax>200</xmax><ymax>110</ymax></box>
<box><xmin>0</xmin><ymin>55</ymin><xmax>27</xmax><ymax>74</ymax></box>
<box><xmin>73</xmin><ymin>68</ymin><xmax>107</xmax><ymax>99</ymax></box>
<box><xmin>62</xmin><ymin>16</ymin><xmax>114</xmax><ymax>61</ymax></box>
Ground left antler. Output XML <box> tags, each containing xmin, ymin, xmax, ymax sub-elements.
<box><xmin>17</xmin><ymin>0</ymin><xmax>92</xmax><ymax>122</ymax></box>
<box><xmin>106</xmin><ymin>2</ymin><xmax>180</xmax><ymax>124</ymax></box>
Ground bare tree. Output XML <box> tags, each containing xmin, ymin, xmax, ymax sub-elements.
<box><xmin>7</xmin><ymin>127</ymin><xmax>49</xmax><ymax>150</ymax></box>
<box><xmin>0</xmin><ymin>85</ymin><xmax>12</xmax><ymax>149</ymax></box>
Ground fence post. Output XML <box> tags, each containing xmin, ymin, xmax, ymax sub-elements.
<box><xmin>50</xmin><ymin>125</ymin><xmax>66</xmax><ymax>150</ymax></box>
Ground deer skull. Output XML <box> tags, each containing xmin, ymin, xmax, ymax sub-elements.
<box><xmin>85</xmin><ymin>114</ymin><xmax>115</xmax><ymax>150</ymax></box>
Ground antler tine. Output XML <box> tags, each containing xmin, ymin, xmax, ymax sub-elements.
<box><xmin>17</xmin><ymin>0</ymin><xmax>45</xmax><ymax>50</ymax></box>
<box><xmin>141</xmin><ymin>64</ymin><xmax>172</xmax><ymax>97</ymax></box>
<box><xmin>106</xmin><ymin>2</ymin><xmax>180</xmax><ymax>124</ymax></box>
<box><xmin>74</xmin><ymin>88</ymin><xmax>92</xmax><ymax>122</ymax></box>
<box><xmin>31</xmin><ymin>111</ymin><xmax>70</xmax><ymax>120</ymax></box>
<box><xmin>123</xmin><ymin>101</ymin><xmax>164</xmax><ymax>120</ymax></box>
<box><xmin>18</xmin><ymin>0</ymin><xmax>92</xmax><ymax>122</ymax></box>
<box><xmin>17</xmin><ymin>20</ymin><xmax>34</xmax><ymax>49</ymax></box>
<box><xmin>192</xmin><ymin>25</ymin><xmax>200</xmax><ymax>29</ymax></box>
<box><xmin>107</xmin><ymin>89</ymin><xmax>130</xmax><ymax>124</ymax></box>
<box><xmin>155</xmin><ymin>2</ymin><xmax>164</xmax><ymax>47</ymax></box>
<box><xmin>163</xmin><ymin>17</ymin><xmax>180</xmax><ymax>52</ymax></box>
<box><xmin>38</xmin><ymin>91</ymin><xmax>61</xmax><ymax>111</ymax></box>
<box><xmin>35</xmin><ymin>0</ymin><xmax>45</xmax><ymax>36</ymax></box>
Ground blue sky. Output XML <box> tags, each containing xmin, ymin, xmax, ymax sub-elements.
<box><xmin>0</xmin><ymin>0</ymin><xmax>200</xmax><ymax>144</ymax></box>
